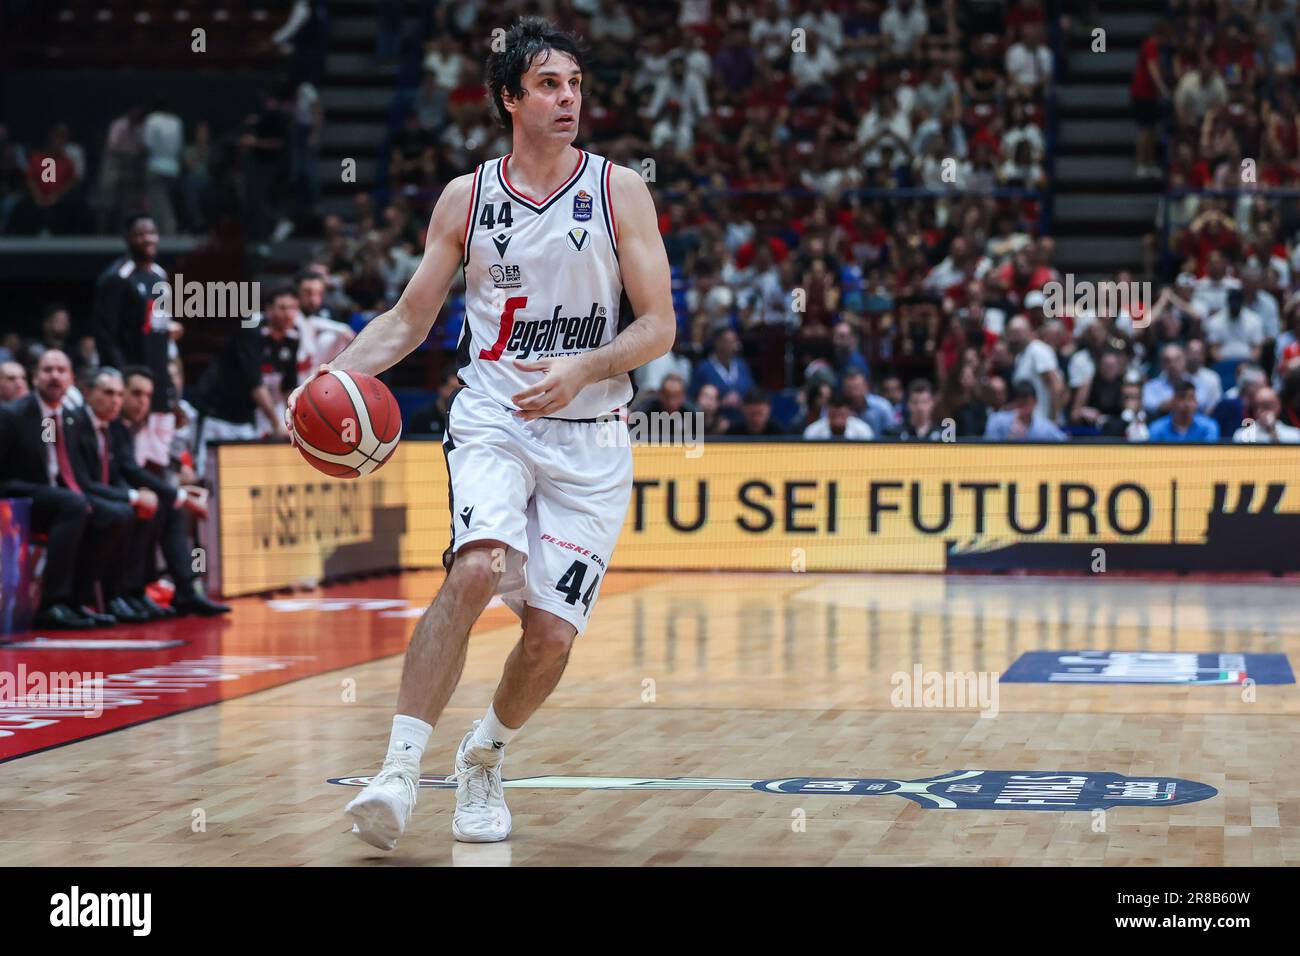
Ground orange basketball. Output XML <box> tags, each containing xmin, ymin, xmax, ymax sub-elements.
<box><xmin>292</xmin><ymin>371</ymin><xmax>402</xmax><ymax>478</ymax></box>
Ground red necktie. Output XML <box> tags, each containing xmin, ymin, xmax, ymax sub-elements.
<box><xmin>54</xmin><ymin>413</ymin><xmax>83</xmax><ymax>495</ymax></box>
<box><xmin>99</xmin><ymin>425</ymin><xmax>110</xmax><ymax>483</ymax></box>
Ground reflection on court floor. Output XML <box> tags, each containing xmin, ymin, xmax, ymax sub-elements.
<box><xmin>0</xmin><ymin>571</ymin><xmax>1294</xmax><ymax>865</ymax></box>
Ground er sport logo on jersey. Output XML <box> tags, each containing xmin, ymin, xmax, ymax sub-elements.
<box><xmin>489</xmin><ymin>263</ymin><xmax>522</xmax><ymax>290</ymax></box>
<box><xmin>329</xmin><ymin>769</ymin><xmax>1218</xmax><ymax>811</ymax></box>
<box><xmin>566</xmin><ymin>227</ymin><xmax>590</xmax><ymax>253</ymax></box>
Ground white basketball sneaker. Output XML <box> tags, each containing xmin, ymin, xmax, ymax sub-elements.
<box><xmin>447</xmin><ymin>722</ymin><xmax>511</xmax><ymax>843</ymax></box>
<box><xmin>345</xmin><ymin>751</ymin><xmax>419</xmax><ymax>851</ymax></box>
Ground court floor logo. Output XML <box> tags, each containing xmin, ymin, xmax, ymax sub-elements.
<box><xmin>328</xmin><ymin>770</ymin><xmax>1217</xmax><ymax>811</ymax></box>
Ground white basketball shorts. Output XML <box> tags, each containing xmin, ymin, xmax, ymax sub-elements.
<box><xmin>441</xmin><ymin>386</ymin><xmax>632</xmax><ymax>635</ymax></box>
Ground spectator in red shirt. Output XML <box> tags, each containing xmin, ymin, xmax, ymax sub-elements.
<box><xmin>993</xmin><ymin>251</ymin><xmax>1047</xmax><ymax>307</ymax></box>
<box><xmin>1213</xmin><ymin>21</ymin><xmax>1256</xmax><ymax>88</ymax></box>
<box><xmin>1132</xmin><ymin>20</ymin><xmax>1171</xmax><ymax>178</ymax></box>
<box><xmin>1180</xmin><ymin>207</ymin><xmax>1242</xmax><ymax>274</ymax></box>
<box><xmin>1169</xmin><ymin>139</ymin><xmax>1212</xmax><ymax>188</ymax></box>
<box><xmin>447</xmin><ymin>60</ymin><xmax>488</xmax><ymax>119</ymax></box>
<box><xmin>10</xmin><ymin>123</ymin><xmax>87</xmax><ymax>235</ymax></box>
<box><xmin>1006</xmin><ymin>0</ymin><xmax>1046</xmax><ymax>34</ymax></box>
<box><xmin>1263</xmin><ymin>85</ymin><xmax>1300</xmax><ymax>162</ymax></box>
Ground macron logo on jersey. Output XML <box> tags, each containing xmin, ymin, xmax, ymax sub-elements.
<box><xmin>505</xmin><ymin>302</ymin><xmax>608</xmax><ymax>360</ymax></box>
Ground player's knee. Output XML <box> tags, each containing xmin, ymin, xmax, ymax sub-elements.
<box><xmin>522</xmin><ymin>617</ymin><xmax>575</xmax><ymax>666</ymax></box>
<box><xmin>446</xmin><ymin>544</ymin><xmax>503</xmax><ymax>602</ymax></box>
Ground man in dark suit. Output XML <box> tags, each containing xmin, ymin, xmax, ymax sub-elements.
<box><xmin>69</xmin><ymin>366</ymin><xmax>165</xmax><ymax>623</ymax></box>
<box><xmin>0</xmin><ymin>350</ymin><xmax>95</xmax><ymax>629</ymax></box>
<box><xmin>114</xmin><ymin>366</ymin><xmax>229</xmax><ymax>616</ymax></box>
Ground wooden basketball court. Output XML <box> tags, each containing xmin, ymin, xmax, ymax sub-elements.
<box><xmin>1</xmin><ymin>570</ymin><xmax>1296</xmax><ymax>866</ymax></box>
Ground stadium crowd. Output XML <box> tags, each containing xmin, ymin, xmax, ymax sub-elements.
<box><xmin>301</xmin><ymin>0</ymin><xmax>1294</xmax><ymax>443</ymax></box>
<box><xmin>8</xmin><ymin>1</ymin><xmax>1300</xmax><ymax>630</ymax></box>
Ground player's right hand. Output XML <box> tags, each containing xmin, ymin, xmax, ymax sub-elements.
<box><xmin>285</xmin><ymin>364</ymin><xmax>332</xmax><ymax>445</ymax></box>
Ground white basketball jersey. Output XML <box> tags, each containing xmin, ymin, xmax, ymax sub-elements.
<box><xmin>456</xmin><ymin>148</ymin><xmax>633</xmax><ymax>420</ymax></box>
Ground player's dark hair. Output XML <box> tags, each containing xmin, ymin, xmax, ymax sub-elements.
<box><xmin>829</xmin><ymin>389</ymin><xmax>850</xmax><ymax>409</ymax></box>
<box><xmin>1173</xmin><ymin>378</ymin><xmax>1198</xmax><ymax>397</ymax></box>
<box><xmin>122</xmin><ymin>364</ymin><xmax>155</xmax><ymax>385</ymax></box>
<box><xmin>269</xmin><ymin>284</ymin><xmax>298</xmax><ymax>304</ymax></box>
<box><xmin>41</xmin><ymin>302</ymin><xmax>68</xmax><ymax>322</ymax></box>
<box><xmin>907</xmin><ymin>379</ymin><xmax>933</xmax><ymax>396</ymax></box>
<box><xmin>484</xmin><ymin>17</ymin><xmax>588</xmax><ymax>128</ymax></box>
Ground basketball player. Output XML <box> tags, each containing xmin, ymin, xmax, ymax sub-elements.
<box><xmin>285</xmin><ymin>18</ymin><xmax>673</xmax><ymax>848</ymax></box>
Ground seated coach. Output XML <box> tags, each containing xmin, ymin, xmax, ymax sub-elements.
<box><xmin>117</xmin><ymin>366</ymin><xmax>228</xmax><ymax>616</ymax></box>
<box><xmin>67</xmin><ymin>367</ymin><xmax>154</xmax><ymax>624</ymax></box>
<box><xmin>73</xmin><ymin>367</ymin><xmax>229</xmax><ymax>619</ymax></box>
<box><xmin>0</xmin><ymin>350</ymin><xmax>95</xmax><ymax>629</ymax></box>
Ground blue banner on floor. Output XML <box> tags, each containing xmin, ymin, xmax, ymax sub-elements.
<box><xmin>1001</xmin><ymin>651</ymin><xmax>1295</xmax><ymax>685</ymax></box>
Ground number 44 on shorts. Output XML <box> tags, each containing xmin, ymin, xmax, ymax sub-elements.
<box><xmin>555</xmin><ymin>560</ymin><xmax>600</xmax><ymax>615</ymax></box>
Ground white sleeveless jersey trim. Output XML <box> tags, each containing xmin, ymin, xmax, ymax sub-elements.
<box><xmin>497</xmin><ymin>149</ymin><xmax>589</xmax><ymax>213</ymax></box>
<box><xmin>599</xmin><ymin>156</ymin><xmax>618</xmax><ymax>254</ymax></box>
<box><xmin>461</xmin><ymin>162</ymin><xmax>487</xmax><ymax>268</ymax></box>
<box><xmin>456</xmin><ymin>148</ymin><xmax>633</xmax><ymax>420</ymax></box>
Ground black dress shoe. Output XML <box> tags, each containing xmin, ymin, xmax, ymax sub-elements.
<box><xmin>34</xmin><ymin>603</ymin><xmax>97</xmax><ymax>630</ymax></box>
<box><xmin>173</xmin><ymin>592</ymin><xmax>231</xmax><ymax>617</ymax></box>
<box><xmin>106</xmin><ymin>596</ymin><xmax>149</xmax><ymax>624</ymax></box>
<box><xmin>125</xmin><ymin>595</ymin><xmax>172</xmax><ymax>621</ymax></box>
<box><xmin>137</xmin><ymin>594</ymin><xmax>176</xmax><ymax>618</ymax></box>
<box><xmin>78</xmin><ymin>605</ymin><xmax>118</xmax><ymax>628</ymax></box>
<box><xmin>139</xmin><ymin>595</ymin><xmax>176</xmax><ymax>616</ymax></box>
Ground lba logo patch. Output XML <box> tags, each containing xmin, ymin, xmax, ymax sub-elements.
<box><xmin>572</xmin><ymin>189</ymin><xmax>592</xmax><ymax>221</ymax></box>
<box><xmin>566</xmin><ymin>227</ymin><xmax>591</xmax><ymax>253</ymax></box>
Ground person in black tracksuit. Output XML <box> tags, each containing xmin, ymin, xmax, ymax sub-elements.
<box><xmin>91</xmin><ymin>214</ymin><xmax>175</xmax><ymax>417</ymax></box>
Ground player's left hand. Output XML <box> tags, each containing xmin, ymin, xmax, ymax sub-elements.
<box><xmin>511</xmin><ymin>356</ymin><xmax>592</xmax><ymax>420</ymax></box>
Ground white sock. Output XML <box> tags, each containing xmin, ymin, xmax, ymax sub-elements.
<box><xmin>472</xmin><ymin>703</ymin><xmax>520</xmax><ymax>749</ymax></box>
<box><xmin>386</xmin><ymin>714</ymin><xmax>432</xmax><ymax>765</ymax></box>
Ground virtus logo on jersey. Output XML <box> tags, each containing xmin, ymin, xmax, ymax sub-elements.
<box><xmin>566</xmin><ymin>227</ymin><xmax>591</xmax><ymax>252</ymax></box>
<box><xmin>507</xmin><ymin>302</ymin><xmax>608</xmax><ymax>359</ymax></box>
